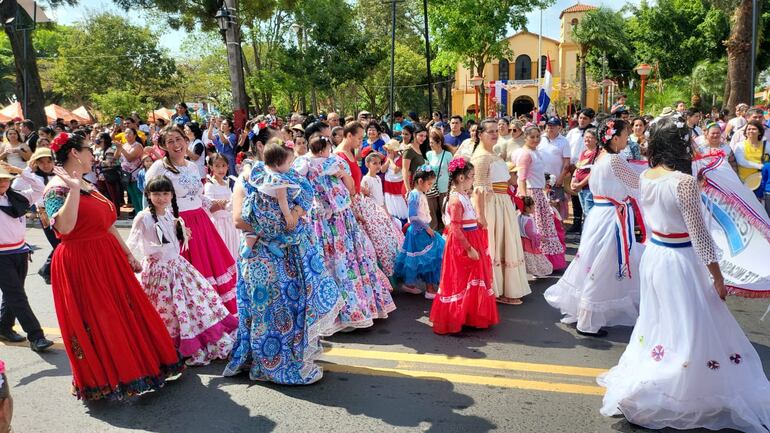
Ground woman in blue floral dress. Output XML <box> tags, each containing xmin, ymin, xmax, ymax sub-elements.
<box><xmin>305</xmin><ymin>136</ymin><xmax>396</xmax><ymax>332</ymax></box>
<box><xmin>223</xmin><ymin>147</ymin><xmax>342</xmax><ymax>385</ymax></box>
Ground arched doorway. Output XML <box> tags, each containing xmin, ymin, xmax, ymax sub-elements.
<box><xmin>512</xmin><ymin>96</ymin><xmax>534</xmax><ymax>117</ymax></box>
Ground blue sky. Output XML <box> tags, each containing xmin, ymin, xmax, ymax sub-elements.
<box><xmin>49</xmin><ymin>0</ymin><xmax>636</xmax><ymax>57</ymax></box>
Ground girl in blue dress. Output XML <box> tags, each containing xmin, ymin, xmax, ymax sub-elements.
<box><xmin>394</xmin><ymin>165</ymin><xmax>446</xmax><ymax>299</ymax></box>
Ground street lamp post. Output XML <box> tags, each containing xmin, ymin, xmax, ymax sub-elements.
<box><xmin>635</xmin><ymin>63</ymin><xmax>652</xmax><ymax>116</ymax></box>
<box><xmin>470</xmin><ymin>75</ymin><xmax>483</xmax><ymax>121</ymax></box>
<box><xmin>215</xmin><ymin>1</ymin><xmax>248</xmax><ymax>131</ymax></box>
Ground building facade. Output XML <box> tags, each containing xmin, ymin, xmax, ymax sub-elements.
<box><xmin>451</xmin><ymin>2</ymin><xmax>601</xmax><ymax>118</ymax></box>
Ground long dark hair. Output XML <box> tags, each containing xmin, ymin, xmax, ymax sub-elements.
<box><xmin>646</xmin><ymin>114</ymin><xmax>692</xmax><ymax>174</ymax></box>
<box><xmin>144</xmin><ymin>176</ymin><xmax>184</xmax><ymax>243</ymax></box>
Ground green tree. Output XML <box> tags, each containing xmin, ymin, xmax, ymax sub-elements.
<box><xmin>626</xmin><ymin>0</ymin><xmax>730</xmax><ymax>79</ymax></box>
<box><xmin>571</xmin><ymin>7</ymin><xmax>630</xmax><ymax>107</ymax></box>
<box><xmin>90</xmin><ymin>89</ymin><xmax>157</xmax><ymax>121</ymax></box>
<box><xmin>52</xmin><ymin>13</ymin><xmax>176</xmax><ymax>106</ymax></box>
<box><xmin>3</xmin><ymin>1</ymin><xmax>76</xmax><ymax>126</ymax></box>
<box><xmin>430</xmin><ymin>0</ymin><xmax>552</xmax><ymax>115</ymax></box>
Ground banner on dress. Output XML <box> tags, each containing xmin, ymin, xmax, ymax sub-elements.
<box><xmin>695</xmin><ymin>153</ymin><xmax>770</xmax><ymax>299</ymax></box>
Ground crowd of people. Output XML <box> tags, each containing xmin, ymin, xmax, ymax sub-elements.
<box><xmin>0</xmin><ymin>96</ymin><xmax>769</xmax><ymax>432</ymax></box>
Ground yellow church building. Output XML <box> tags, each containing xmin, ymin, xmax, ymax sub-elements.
<box><xmin>451</xmin><ymin>2</ymin><xmax>602</xmax><ymax>118</ymax></box>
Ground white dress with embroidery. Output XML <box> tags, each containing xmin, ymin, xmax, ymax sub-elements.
<box><xmin>544</xmin><ymin>153</ymin><xmax>643</xmax><ymax>333</ymax></box>
<box><xmin>598</xmin><ymin>170</ymin><xmax>770</xmax><ymax>432</ymax></box>
<box><xmin>204</xmin><ymin>180</ymin><xmax>239</xmax><ymax>260</ymax></box>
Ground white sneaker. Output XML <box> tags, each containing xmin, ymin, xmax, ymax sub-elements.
<box><xmin>402</xmin><ymin>285</ymin><xmax>422</xmax><ymax>294</ymax></box>
<box><xmin>424</xmin><ymin>291</ymin><xmax>436</xmax><ymax>300</ymax></box>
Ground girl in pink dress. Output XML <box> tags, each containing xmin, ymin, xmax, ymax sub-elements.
<box><xmin>145</xmin><ymin>126</ymin><xmax>237</xmax><ymax>313</ymax></box>
<box><xmin>518</xmin><ymin>196</ymin><xmax>553</xmax><ymax>277</ymax></box>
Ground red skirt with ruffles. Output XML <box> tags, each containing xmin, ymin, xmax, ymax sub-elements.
<box><xmin>430</xmin><ymin>227</ymin><xmax>498</xmax><ymax>334</ymax></box>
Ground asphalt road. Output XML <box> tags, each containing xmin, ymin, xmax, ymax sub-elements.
<box><xmin>3</xmin><ymin>228</ymin><xmax>769</xmax><ymax>433</ymax></box>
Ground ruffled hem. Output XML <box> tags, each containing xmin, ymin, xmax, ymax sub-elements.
<box><xmin>223</xmin><ymin>297</ymin><xmax>343</xmax><ymax>385</ymax></box>
<box><xmin>524</xmin><ymin>252</ymin><xmax>553</xmax><ymax>276</ymax></box>
<box><xmin>544</xmin><ymin>278</ymin><xmax>639</xmax><ymax>333</ymax></box>
<box><xmin>599</xmin><ymin>374</ymin><xmax>770</xmax><ymax>433</ymax></box>
<box><xmin>73</xmin><ymin>358</ymin><xmax>185</xmax><ymax>401</ymax></box>
<box><xmin>178</xmin><ymin>315</ymin><xmax>238</xmax><ymax>357</ymax></box>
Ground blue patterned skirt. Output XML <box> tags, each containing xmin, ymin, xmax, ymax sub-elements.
<box><xmin>223</xmin><ymin>228</ymin><xmax>341</xmax><ymax>385</ymax></box>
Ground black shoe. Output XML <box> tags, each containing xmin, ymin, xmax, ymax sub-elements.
<box><xmin>0</xmin><ymin>330</ymin><xmax>26</xmax><ymax>343</ymax></box>
<box><xmin>577</xmin><ymin>329</ymin><xmax>608</xmax><ymax>338</ymax></box>
<box><xmin>38</xmin><ymin>268</ymin><xmax>51</xmax><ymax>285</ymax></box>
<box><xmin>30</xmin><ymin>337</ymin><xmax>54</xmax><ymax>352</ymax></box>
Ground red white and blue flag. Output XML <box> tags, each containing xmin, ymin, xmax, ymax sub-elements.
<box><xmin>487</xmin><ymin>81</ymin><xmax>508</xmax><ymax>118</ymax></box>
<box><xmin>538</xmin><ymin>54</ymin><xmax>553</xmax><ymax>116</ymax></box>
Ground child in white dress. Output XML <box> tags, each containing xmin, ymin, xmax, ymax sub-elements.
<box><xmin>358</xmin><ymin>152</ymin><xmax>404</xmax><ymax>276</ymax></box>
<box><xmin>382</xmin><ymin>139</ymin><xmax>408</xmax><ymax>224</ymax></box>
<box><xmin>204</xmin><ymin>154</ymin><xmax>239</xmax><ymax>259</ymax></box>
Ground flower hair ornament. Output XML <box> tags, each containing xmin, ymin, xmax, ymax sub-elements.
<box><xmin>50</xmin><ymin>132</ymin><xmax>70</xmax><ymax>153</ymax></box>
<box><xmin>417</xmin><ymin>164</ymin><xmax>434</xmax><ymax>173</ymax></box>
<box><xmin>448</xmin><ymin>158</ymin><xmax>466</xmax><ymax>173</ymax></box>
<box><xmin>601</xmin><ymin>120</ymin><xmax>617</xmax><ymax>145</ymax></box>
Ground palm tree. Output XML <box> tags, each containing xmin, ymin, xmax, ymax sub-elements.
<box><xmin>571</xmin><ymin>7</ymin><xmax>630</xmax><ymax>108</ymax></box>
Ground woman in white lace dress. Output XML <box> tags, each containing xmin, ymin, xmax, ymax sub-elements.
<box><xmin>544</xmin><ymin>119</ymin><xmax>642</xmax><ymax>337</ymax></box>
<box><xmin>599</xmin><ymin>114</ymin><xmax>770</xmax><ymax>432</ymax></box>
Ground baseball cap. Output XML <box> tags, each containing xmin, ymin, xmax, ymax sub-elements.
<box><xmin>545</xmin><ymin>117</ymin><xmax>561</xmax><ymax>126</ymax></box>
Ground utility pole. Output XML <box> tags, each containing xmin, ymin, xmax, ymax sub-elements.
<box><xmin>749</xmin><ymin>0</ymin><xmax>758</xmax><ymax>105</ymax></box>
<box><xmin>216</xmin><ymin>0</ymin><xmax>249</xmax><ymax>130</ymax></box>
<box><xmin>383</xmin><ymin>0</ymin><xmax>403</xmax><ymax>133</ymax></box>
<box><xmin>422</xmin><ymin>0</ymin><xmax>433</xmax><ymax>116</ymax></box>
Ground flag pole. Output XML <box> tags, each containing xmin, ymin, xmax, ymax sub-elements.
<box><xmin>537</xmin><ymin>7</ymin><xmax>543</xmax><ymax>122</ymax></box>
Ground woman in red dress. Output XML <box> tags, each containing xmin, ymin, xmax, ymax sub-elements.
<box><xmin>430</xmin><ymin>159</ymin><xmax>498</xmax><ymax>334</ymax></box>
<box><xmin>43</xmin><ymin>133</ymin><xmax>183</xmax><ymax>400</ymax></box>
<box><xmin>334</xmin><ymin>121</ymin><xmax>364</xmax><ymax>194</ymax></box>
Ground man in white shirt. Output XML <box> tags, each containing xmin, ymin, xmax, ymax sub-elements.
<box><xmin>564</xmin><ymin>108</ymin><xmax>595</xmax><ymax>232</ymax></box>
<box><xmin>566</xmin><ymin>108</ymin><xmax>596</xmax><ymax>164</ymax></box>
<box><xmin>539</xmin><ymin>117</ymin><xmax>571</xmax><ymax>220</ymax></box>
<box><xmin>0</xmin><ymin>164</ymin><xmax>53</xmax><ymax>352</ymax></box>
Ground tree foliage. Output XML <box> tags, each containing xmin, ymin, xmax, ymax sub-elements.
<box><xmin>52</xmin><ymin>13</ymin><xmax>176</xmax><ymax>105</ymax></box>
<box><xmin>572</xmin><ymin>7</ymin><xmax>630</xmax><ymax>106</ymax></box>
<box><xmin>626</xmin><ymin>0</ymin><xmax>730</xmax><ymax>78</ymax></box>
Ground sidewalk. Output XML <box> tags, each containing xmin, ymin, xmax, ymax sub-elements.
<box><xmin>25</xmin><ymin>204</ymin><xmax>136</xmax><ymax>228</ymax></box>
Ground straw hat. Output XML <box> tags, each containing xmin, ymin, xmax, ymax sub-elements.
<box><xmin>383</xmin><ymin>139</ymin><xmax>401</xmax><ymax>152</ymax></box>
<box><xmin>0</xmin><ymin>165</ymin><xmax>15</xmax><ymax>180</ymax></box>
<box><xmin>29</xmin><ymin>147</ymin><xmax>54</xmax><ymax>163</ymax></box>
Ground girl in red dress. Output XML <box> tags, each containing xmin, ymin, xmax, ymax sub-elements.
<box><xmin>43</xmin><ymin>133</ymin><xmax>183</xmax><ymax>400</ymax></box>
<box><xmin>430</xmin><ymin>159</ymin><xmax>498</xmax><ymax>334</ymax></box>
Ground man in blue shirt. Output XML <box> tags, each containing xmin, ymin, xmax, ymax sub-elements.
<box><xmin>391</xmin><ymin>111</ymin><xmax>411</xmax><ymax>138</ymax></box>
<box><xmin>443</xmin><ymin>115</ymin><xmax>470</xmax><ymax>152</ymax></box>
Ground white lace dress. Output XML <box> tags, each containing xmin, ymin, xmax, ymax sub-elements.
<box><xmin>544</xmin><ymin>153</ymin><xmax>643</xmax><ymax>333</ymax></box>
<box><xmin>598</xmin><ymin>170</ymin><xmax>770</xmax><ymax>432</ymax></box>
<box><xmin>204</xmin><ymin>180</ymin><xmax>239</xmax><ymax>260</ymax></box>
